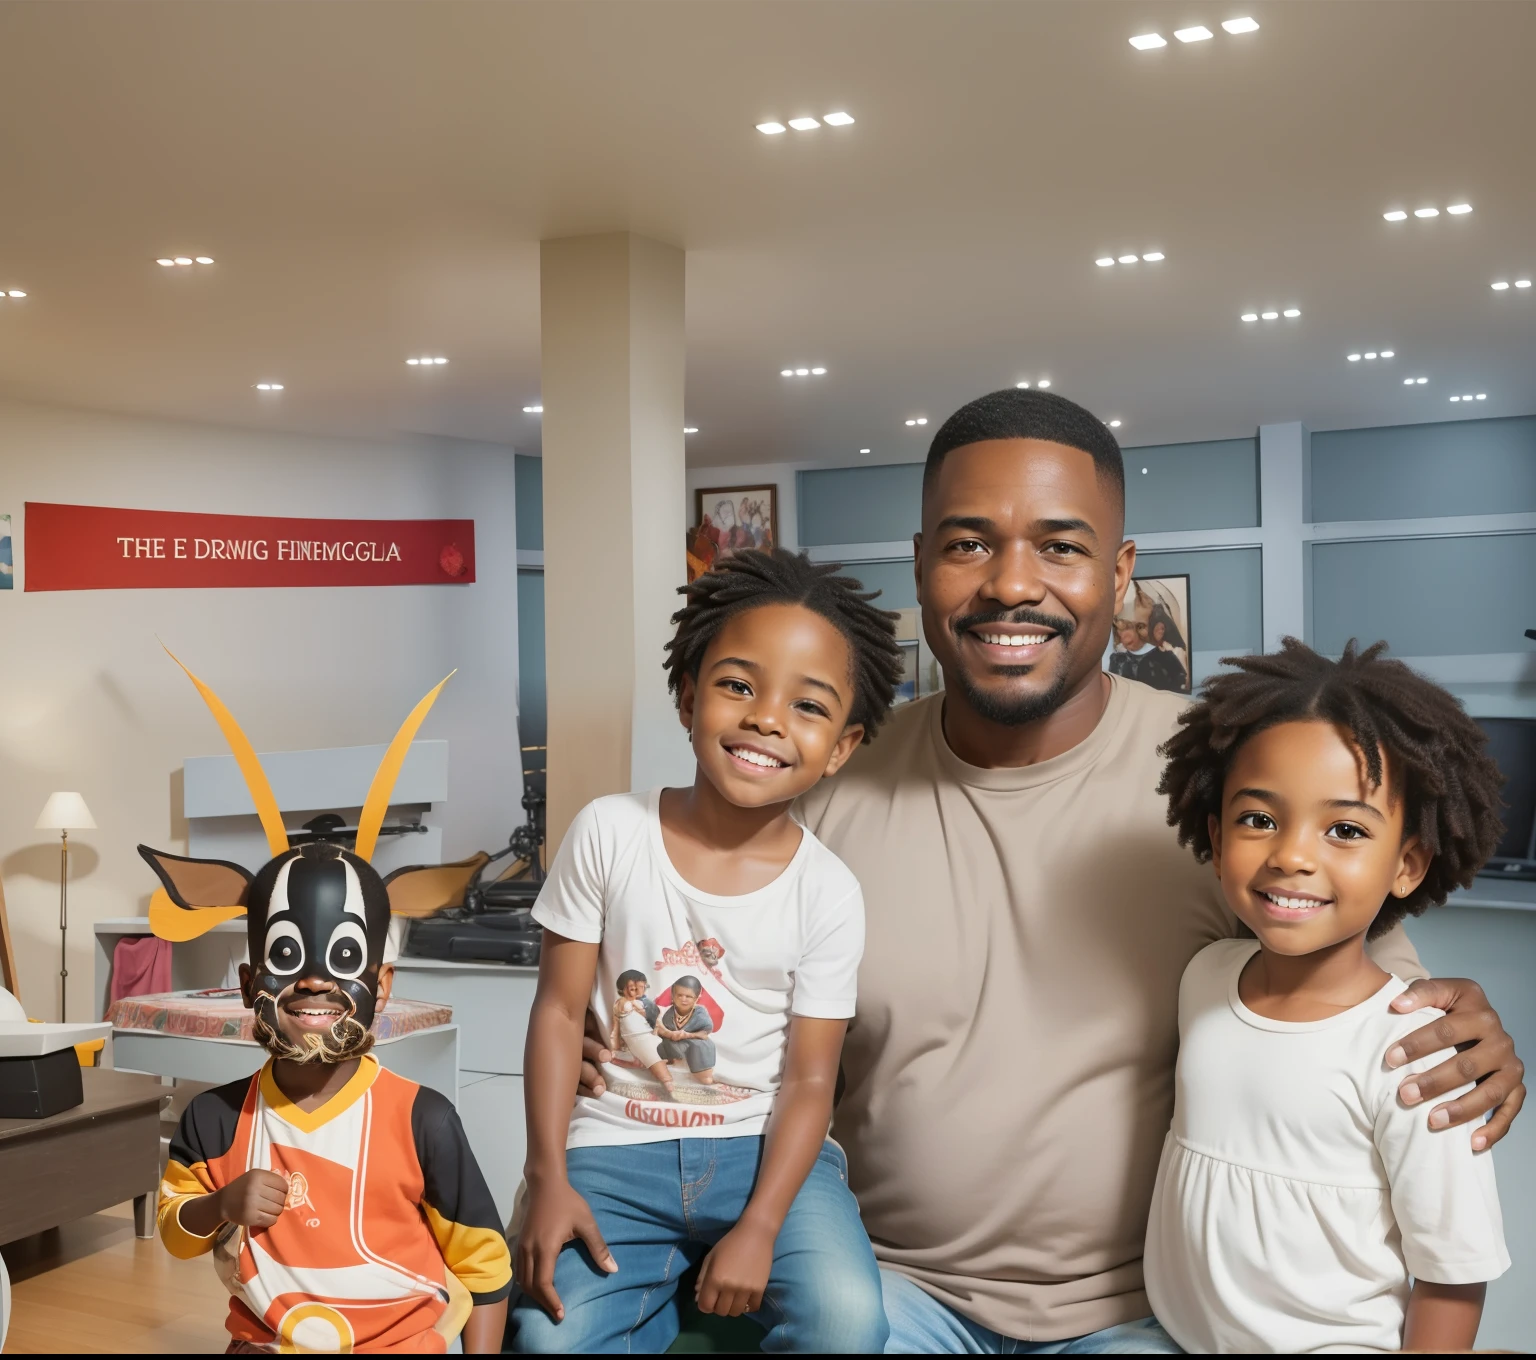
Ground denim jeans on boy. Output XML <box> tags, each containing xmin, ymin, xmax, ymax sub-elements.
<box><xmin>507</xmin><ymin>1136</ymin><xmax>888</xmax><ymax>1354</ymax></box>
<box><xmin>881</xmin><ymin>1270</ymin><xmax>1182</xmax><ymax>1355</ymax></box>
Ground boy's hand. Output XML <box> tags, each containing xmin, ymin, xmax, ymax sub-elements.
<box><xmin>515</xmin><ymin>1180</ymin><xmax>617</xmax><ymax>1321</ymax></box>
<box><xmin>217</xmin><ymin>1169</ymin><xmax>291</xmax><ymax>1229</ymax></box>
<box><xmin>696</xmin><ymin>1220</ymin><xmax>774</xmax><ymax>1318</ymax></box>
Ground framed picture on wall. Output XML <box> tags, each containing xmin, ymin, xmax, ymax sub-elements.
<box><xmin>892</xmin><ymin>608</ymin><xmax>920</xmax><ymax>705</ymax></box>
<box><xmin>1108</xmin><ymin>574</ymin><xmax>1192</xmax><ymax>694</ymax></box>
<box><xmin>688</xmin><ymin>485</ymin><xmax>778</xmax><ymax>581</ymax></box>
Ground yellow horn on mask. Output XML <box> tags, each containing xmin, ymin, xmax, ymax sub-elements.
<box><xmin>354</xmin><ymin>673</ymin><xmax>455</xmax><ymax>863</ymax></box>
<box><xmin>165</xmin><ymin>647</ymin><xmax>290</xmax><ymax>859</ymax></box>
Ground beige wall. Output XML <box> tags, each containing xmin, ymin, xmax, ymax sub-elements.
<box><xmin>0</xmin><ymin>395</ymin><xmax>521</xmax><ymax>1020</ymax></box>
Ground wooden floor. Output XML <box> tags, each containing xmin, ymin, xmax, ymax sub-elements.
<box><xmin>2</xmin><ymin>1201</ymin><xmax>230</xmax><ymax>1354</ymax></box>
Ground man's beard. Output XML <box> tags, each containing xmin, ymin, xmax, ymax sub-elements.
<box><xmin>251</xmin><ymin>988</ymin><xmax>375</xmax><ymax>1064</ymax></box>
<box><xmin>948</xmin><ymin>606</ymin><xmax>1078</xmax><ymax>728</ymax></box>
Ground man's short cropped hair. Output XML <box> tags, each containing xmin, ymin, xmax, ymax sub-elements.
<box><xmin>924</xmin><ymin>389</ymin><xmax>1125</xmax><ymax>504</ymax></box>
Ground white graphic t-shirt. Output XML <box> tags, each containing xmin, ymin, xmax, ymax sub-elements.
<box><xmin>532</xmin><ymin>789</ymin><xmax>864</xmax><ymax>1147</ymax></box>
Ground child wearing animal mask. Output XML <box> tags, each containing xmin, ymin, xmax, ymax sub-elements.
<box><xmin>510</xmin><ymin>549</ymin><xmax>904</xmax><ymax>1353</ymax></box>
<box><xmin>148</xmin><ymin>662</ymin><xmax>512</xmax><ymax>1354</ymax></box>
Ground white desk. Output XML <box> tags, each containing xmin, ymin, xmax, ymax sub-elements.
<box><xmin>390</xmin><ymin>956</ymin><xmax>538</xmax><ymax>1228</ymax></box>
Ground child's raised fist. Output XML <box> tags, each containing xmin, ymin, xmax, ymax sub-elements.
<box><xmin>216</xmin><ymin>1169</ymin><xmax>292</xmax><ymax>1229</ymax></box>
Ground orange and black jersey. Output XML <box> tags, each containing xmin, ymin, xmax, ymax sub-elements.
<box><xmin>159</xmin><ymin>1056</ymin><xmax>511</xmax><ymax>1354</ymax></box>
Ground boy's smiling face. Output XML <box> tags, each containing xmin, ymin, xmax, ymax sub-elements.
<box><xmin>1210</xmin><ymin>720</ymin><xmax>1431</xmax><ymax>955</ymax></box>
<box><xmin>679</xmin><ymin>602</ymin><xmax>865</xmax><ymax>809</ymax></box>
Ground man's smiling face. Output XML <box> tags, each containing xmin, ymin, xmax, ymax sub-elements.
<box><xmin>915</xmin><ymin>438</ymin><xmax>1132</xmax><ymax>727</ymax></box>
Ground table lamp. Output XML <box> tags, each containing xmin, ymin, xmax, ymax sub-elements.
<box><xmin>36</xmin><ymin>792</ymin><xmax>96</xmax><ymax>1022</ymax></box>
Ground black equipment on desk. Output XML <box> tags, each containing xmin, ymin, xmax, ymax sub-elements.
<box><xmin>1476</xmin><ymin>716</ymin><xmax>1536</xmax><ymax>881</ymax></box>
<box><xmin>403</xmin><ymin>739</ymin><xmax>548</xmax><ymax>964</ymax></box>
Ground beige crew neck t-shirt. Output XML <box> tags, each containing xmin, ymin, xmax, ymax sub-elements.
<box><xmin>797</xmin><ymin>675</ymin><xmax>1425</xmax><ymax>1343</ymax></box>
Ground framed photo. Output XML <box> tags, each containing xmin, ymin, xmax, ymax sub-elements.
<box><xmin>688</xmin><ymin>485</ymin><xmax>778</xmax><ymax>581</ymax></box>
<box><xmin>1108</xmin><ymin>574</ymin><xmax>1192</xmax><ymax>694</ymax></box>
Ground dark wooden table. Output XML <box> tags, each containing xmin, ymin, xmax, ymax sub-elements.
<box><xmin>0</xmin><ymin>1067</ymin><xmax>166</xmax><ymax>1245</ymax></box>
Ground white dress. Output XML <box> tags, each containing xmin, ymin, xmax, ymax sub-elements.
<box><xmin>1144</xmin><ymin>939</ymin><xmax>1508</xmax><ymax>1354</ymax></box>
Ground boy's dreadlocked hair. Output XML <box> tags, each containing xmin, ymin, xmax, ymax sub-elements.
<box><xmin>664</xmin><ymin>548</ymin><xmax>905</xmax><ymax>742</ymax></box>
<box><xmin>1158</xmin><ymin>637</ymin><xmax>1505</xmax><ymax>938</ymax></box>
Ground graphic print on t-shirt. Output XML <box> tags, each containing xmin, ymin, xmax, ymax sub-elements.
<box><xmin>600</xmin><ymin>942</ymin><xmax>755</xmax><ymax>1116</ymax></box>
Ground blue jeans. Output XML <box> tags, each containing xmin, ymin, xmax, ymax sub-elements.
<box><xmin>507</xmin><ymin>1136</ymin><xmax>888</xmax><ymax>1354</ymax></box>
<box><xmin>882</xmin><ymin>1270</ymin><xmax>1181</xmax><ymax>1354</ymax></box>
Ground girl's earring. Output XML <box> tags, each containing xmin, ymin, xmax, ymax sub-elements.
<box><xmin>687</xmin><ymin>729</ymin><xmax>693</xmax><ymax>744</ymax></box>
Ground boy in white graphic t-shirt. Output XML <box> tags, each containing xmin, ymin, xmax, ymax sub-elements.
<box><xmin>509</xmin><ymin>548</ymin><xmax>904</xmax><ymax>1354</ymax></box>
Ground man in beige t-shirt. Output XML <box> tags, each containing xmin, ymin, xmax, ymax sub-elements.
<box><xmin>788</xmin><ymin>389</ymin><xmax>1527</xmax><ymax>1352</ymax></box>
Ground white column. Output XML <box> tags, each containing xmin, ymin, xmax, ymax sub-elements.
<box><xmin>540</xmin><ymin>233</ymin><xmax>693</xmax><ymax>852</ymax></box>
<box><xmin>1258</xmin><ymin>421</ymin><xmax>1309</xmax><ymax>651</ymax></box>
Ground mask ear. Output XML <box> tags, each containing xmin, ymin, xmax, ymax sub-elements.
<box><xmin>138</xmin><ymin>845</ymin><xmax>252</xmax><ymax>942</ymax></box>
<box><xmin>382</xmin><ymin>852</ymin><xmax>491</xmax><ymax>919</ymax></box>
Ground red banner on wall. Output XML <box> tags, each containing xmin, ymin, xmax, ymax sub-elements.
<box><xmin>24</xmin><ymin>503</ymin><xmax>475</xmax><ymax>591</ymax></box>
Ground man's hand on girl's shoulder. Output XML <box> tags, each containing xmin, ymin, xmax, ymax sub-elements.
<box><xmin>1387</xmin><ymin>977</ymin><xmax>1525</xmax><ymax>1149</ymax></box>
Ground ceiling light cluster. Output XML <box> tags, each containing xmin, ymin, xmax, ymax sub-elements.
<box><xmin>780</xmin><ymin>366</ymin><xmax>827</xmax><ymax>377</ymax></box>
<box><xmin>1491</xmin><ymin>279</ymin><xmax>1532</xmax><ymax>291</ymax></box>
<box><xmin>904</xmin><ymin>417</ymin><xmax>928</xmax><ymax>427</ymax></box>
<box><xmin>1382</xmin><ymin>203</ymin><xmax>1472</xmax><ymax>222</ymax></box>
<box><xmin>522</xmin><ymin>404</ymin><xmax>542</xmax><ymax>414</ymax></box>
<box><xmin>1241</xmin><ymin>308</ymin><xmax>1301</xmax><ymax>322</ymax></box>
<box><xmin>859</xmin><ymin>447</ymin><xmax>872</xmax><ymax>455</ymax></box>
<box><xmin>156</xmin><ymin>255</ymin><xmax>215</xmax><ymax>266</ymax></box>
<box><xmin>684</xmin><ymin>426</ymin><xmax>699</xmax><ymax>434</ymax></box>
<box><xmin>1346</xmin><ymin>349</ymin><xmax>1395</xmax><ymax>361</ymax></box>
<box><xmin>1130</xmin><ymin>17</ymin><xmax>1257</xmax><ymax>49</ymax></box>
<box><xmin>1449</xmin><ymin>394</ymin><xmax>1488</xmax><ymax>403</ymax></box>
<box><xmin>254</xmin><ymin>382</ymin><xmax>284</xmax><ymax>392</ymax></box>
<box><xmin>1403</xmin><ymin>376</ymin><xmax>1430</xmax><ymax>385</ymax></box>
<box><xmin>0</xmin><ymin>288</ymin><xmax>25</xmax><ymax>299</ymax></box>
<box><xmin>1107</xmin><ymin>419</ymin><xmax>1123</xmax><ymax>429</ymax></box>
<box><xmin>1015</xmin><ymin>378</ymin><xmax>1052</xmax><ymax>389</ymax></box>
<box><xmin>1096</xmin><ymin>252</ymin><xmax>1164</xmax><ymax>266</ymax></box>
<box><xmin>757</xmin><ymin>111</ymin><xmax>854</xmax><ymax>135</ymax></box>
<box><xmin>406</xmin><ymin>356</ymin><xmax>448</xmax><ymax>366</ymax></box>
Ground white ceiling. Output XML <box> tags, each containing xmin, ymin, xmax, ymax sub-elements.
<box><xmin>0</xmin><ymin>0</ymin><xmax>1532</xmax><ymax>466</ymax></box>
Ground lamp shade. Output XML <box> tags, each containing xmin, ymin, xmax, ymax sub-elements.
<box><xmin>36</xmin><ymin>792</ymin><xmax>96</xmax><ymax>831</ymax></box>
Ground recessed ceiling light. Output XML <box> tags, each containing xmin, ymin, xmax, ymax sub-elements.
<box><xmin>1418</xmin><ymin>377</ymin><xmax>1428</xmax><ymax>384</ymax></box>
<box><xmin>1447</xmin><ymin>203</ymin><xmax>1473</xmax><ymax>215</ymax></box>
<box><xmin>1108</xmin><ymin>419</ymin><xmax>1123</xmax><ymax>428</ymax></box>
<box><xmin>1477</xmin><ymin>393</ymin><xmax>1487</xmax><ymax>399</ymax></box>
<box><xmin>254</xmin><ymin>382</ymin><xmax>283</xmax><ymax>392</ymax></box>
<box><xmin>795</xmin><ymin>367</ymin><xmax>810</xmax><ymax>376</ymax></box>
<box><xmin>195</xmin><ymin>256</ymin><xmax>215</xmax><ymax>264</ymax></box>
<box><xmin>904</xmin><ymin>417</ymin><xmax>928</xmax><ymax>427</ymax></box>
<box><xmin>1017</xmin><ymin>381</ymin><xmax>1030</xmax><ymax>389</ymax></box>
<box><xmin>1096</xmin><ymin>257</ymin><xmax>1115</xmax><ymax>267</ymax></box>
<box><xmin>5</xmin><ymin>289</ymin><xmax>25</xmax><ymax>299</ymax></box>
<box><xmin>1037</xmin><ymin>379</ymin><xmax>1051</xmax><ymax>389</ymax></box>
<box><xmin>1383</xmin><ymin>210</ymin><xmax>1408</xmax><ymax>222</ymax></box>
<box><xmin>1141</xmin><ymin>467</ymin><xmax>1149</xmax><ymax>475</ymax></box>
<box><xmin>781</xmin><ymin>368</ymin><xmax>794</xmax><ymax>376</ymax></box>
<box><xmin>1364</xmin><ymin>352</ymin><xmax>1378</xmax><ymax>360</ymax></box>
<box><xmin>1222</xmin><ymin>17</ymin><xmax>1260</xmax><ymax>34</ymax></box>
<box><xmin>1174</xmin><ymin>25</ymin><xmax>1214</xmax><ymax>42</ymax></box>
<box><xmin>1261</xmin><ymin>311</ymin><xmax>1279</xmax><ymax>320</ymax></box>
<box><xmin>1141</xmin><ymin>252</ymin><xmax>1165</xmax><ymax>262</ymax></box>
<box><xmin>823</xmin><ymin>111</ymin><xmax>855</xmax><ymax>126</ymax></box>
<box><xmin>1283</xmin><ymin>308</ymin><xmax>1301</xmax><ymax>318</ymax></box>
<box><xmin>1518</xmin><ymin>279</ymin><xmax>1533</xmax><ymax>288</ymax></box>
<box><xmin>684</xmin><ymin>426</ymin><xmax>698</xmax><ymax>434</ymax></box>
<box><xmin>1348</xmin><ymin>353</ymin><xmax>1362</xmax><ymax>361</ymax></box>
<box><xmin>788</xmin><ymin>117</ymin><xmax>820</xmax><ymax>131</ymax></box>
<box><xmin>156</xmin><ymin>258</ymin><xmax>175</xmax><ymax>266</ymax></box>
<box><xmin>1462</xmin><ymin>394</ymin><xmax>1474</xmax><ymax>401</ymax></box>
<box><xmin>1129</xmin><ymin>33</ymin><xmax>1167</xmax><ymax>50</ymax></box>
<box><xmin>409</xmin><ymin>357</ymin><xmax>447</xmax><ymax>366</ymax></box>
<box><xmin>1492</xmin><ymin>281</ymin><xmax>1510</xmax><ymax>290</ymax></box>
<box><xmin>756</xmin><ymin>122</ymin><xmax>786</xmax><ymax>135</ymax></box>
<box><xmin>523</xmin><ymin>404</ymin><xmax>542</xmax><ymax>414</ymax></box>
<box><xmin>1118</xmin><ymin>254</ymin><xmax>1139</xmax><ymax>264</ymax></box>
<box><xmin>1241</xmin><ymin>313</ymin><xmax>1259</xmax><ymax>322</ymax></box>
<box><xmin>1403</xmin><ymin>378</ymin><xmax>1415</xmax><ymax>385</ymax></box>
<box><xmin>1414</xmin><ymin>207</ymin><xmax>1439</xmax><ymax>218</ymax></box>
<box><xmin>1380</xmin><ymin>350</ymin><xmax>1395</xmax><ymax>358</ymax></box>
<box><xmin>859</xmin><ymin>447</ymin><xmax>871</xmax><ymax>454</ymax></box>
<box><xmin>173</xmin><ymin>257</ymin><xmax>193</xmax><ymax>265</ymax></box>
<box><xmin>811</xmin><ymin>366</ymin><xmax>827</xmax><ymax>375</ymax></box>
<box><xmin>1450</xmin><ymin>395</ymin><xmax>1461</xmax><ymax>402</ymax></box>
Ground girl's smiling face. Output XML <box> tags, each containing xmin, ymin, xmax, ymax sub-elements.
<box><xmin>1210</xmin><ymin>720</ymin><xmax>1431</xmax><ymax>955</ymax></box>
